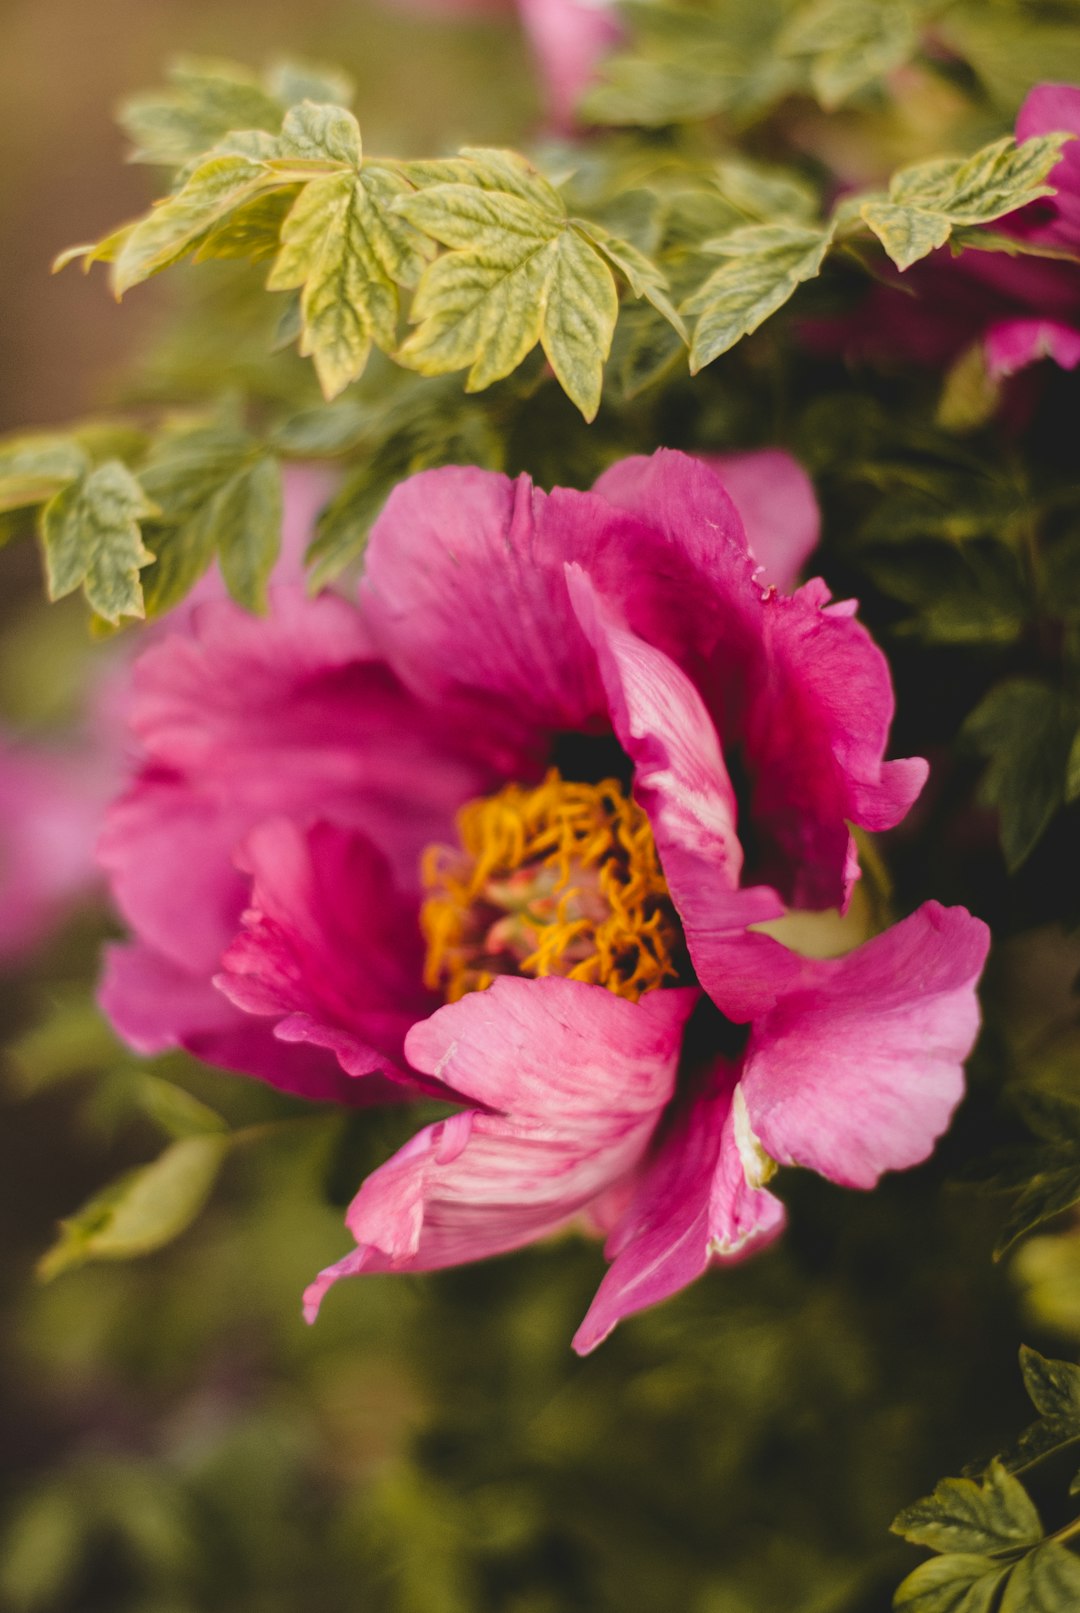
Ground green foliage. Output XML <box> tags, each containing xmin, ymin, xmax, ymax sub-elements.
<box><xmin>683</xmin><ymin>222</ymin><xmax>833</xmax><ymax>372</ymax></box>
<box><xmin>963</xmin><ymin>679</ymin><xmax>1079</xmax><ymax>870</ymax></box>
<box><xmin>40</xmin><ymin>460</ymin><xmax>156</xmax><ymax>623</ymax></box>
<box><xmin>859</xmin><ymin>134</ymin><xmax>1073</xmax><ymax>271</ymax></box>
<box><xmin>893</xmin><ymin>1353</ymin><xmax>1080</xmax><ymax>1611</ymax></box>
<box><xmin>38</xmin><ymin>1132</ymin><xmax>231</xmax><ymax>1279</ymax></box>
<box><xmin>139</xmin><ymin>421</ymin><xmax>283</xmax><ymax>613</ymax></box>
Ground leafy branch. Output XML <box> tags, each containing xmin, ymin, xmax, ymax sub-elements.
<box><xmin>892</xmin><ymin>1350</ymin><xmax>1080</xmax><ymax>1611</ymax></box>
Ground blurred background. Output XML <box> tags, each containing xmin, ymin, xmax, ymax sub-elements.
<box><xmin>2</xmin><ymin>5</ymin><xmax>1079</xmax><ymax>1611</ymax></box>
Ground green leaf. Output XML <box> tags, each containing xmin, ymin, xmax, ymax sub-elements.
<box><xmin>397</xmin><ymin>163</ymin><xmax>620</xmax><ymax>419</ymax></box>
<box><xmin>276</xmin><ymin>100</ymin><xmax>361</xmax><ymax>165</ymax></box>
<box><xmin>858</xmin><ymin>202</ymin><xmax>952</xmax><ymax>271</ymax></box>
<box><xmin>38</xmin><ymin>1133</ymin><xmax>231</xmax><ymax>1278</ymax></box>
<box><xmin>139</xmin><ymin>425</ymin><xmax>282</xmax><ymax>613</ymax></box>
<box><xmin>40</xmin><ymin>460</ymin><xmax>155</xmax><ymax>622</ymax></box>
<box><xmin>893</xmin><ymin>1553</ymin><xmax>1007</xmax><ymax>1613</ymax></box>
<box><xmin>0</xmin><ymin>434</ymin><xmax>88</xmax><ymax>513</ymax></box>
<box><xmin>997</xmin><ymin>1348</ymin><xmax>1080</xmax><ymax>1478</ymax></box>
<box><xmin>112</xmin><ymin>154</ymin><xmax>286</xmax><ymax>294</ymax></box>
<box><xmin>268</xmin><ymin>162</ymin><xmax>431</xmax><ymax>399</ymax></box>
<box><xmin>265</xmin><ymin>59</ymin><xmax>355</xmax><ymax>111</ymax></box>
<box><xmin>860</xmin><ymin>133</ymin><xmax>1072</xmax><ymax>271</ymax></box>
<box><xmin>135</xmin><ymin>1076</ymin><xmax>229</xmax><ymax>1140</ymax></box>
<box><xmin>999</xmin><ymin>1542</ymin><xmax>1080</xmax><ymax>1612</ymax></box>
<box><xmin>778</xmin><ymin>0</ymin><xmax>917</xmax><ymax>111</ymax></box>
<box><xmin>963</xmin><ymin>679</ymin><xmax>1078</xmax><ymax>870</ymax></box>
<box><xmin>683</xmin><ymin>223</ymin><xmax>833</xmax><ymax>372</ymax></box>
<box><xmin>937</xmin><ymin>342</ymin><xmax>1001</xmax><ymax>434</ymax></box>
<box><xmin>1066</xmin><ymin>728</ymin><xmax>1080</xmax><ymax>803</ymax></box>
<box><xmin>119</xmin><ymin>57</ymin><xmax>284</xmax><ymax>168</ymax></box>
<box><xmin>892</xmin><ymin>1461</ymin><xmax>1043</xmax><ymax>1556</ymax></box>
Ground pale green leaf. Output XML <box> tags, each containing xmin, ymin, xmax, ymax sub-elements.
<box><xmin>713</xmin><ymin>155</ymin><xmax>819</xmax><ymax>223</ymax></box>
<box><xmin>119</xmin><ymin>57</ymin><xmax>283</xmax><ymax>167</ymax></box>
<box><xmin>269</xmin><ymin>165</ymin><xmax>429</xmax><ymax>398</ymax></box>
<box><xmin>398</xmin><ymin>176</ymin><xmax>619</xmax><ymax>415</ymax></box>
<box><xmin>859</xmin><ymin>201</ymin><xmax>952</xmax><ymax>271</ymax></box>
<box><xmin>684</xmin><ymin>223</ymin><xmax>833</xmax><ymax>372</ymax></box>
<box><xmin>212</xmin><ymin>453</ymin><xmax>282</xmax><ymax>611</ymax></box>
<box><xmin>135</xmin><ymin>1076</ymin><xmax>229</xmax><ymax>1140</ymax></box>
<box><xmin>779</xmin><ymin>0</ymin><xmax>917</xmax><ymax>110</ymax></box>
<box><xmin>266</xmin><ymin>58</ymin><xmax>355</xmax><ymax>111</ymax></box>
<box><xmin>893</xmin><ymin>1554</ymin><xmax>1007</xmax><ymax>1613</ymax></box>
<box><xmin>38</xmin><ymin>1133</ymin><xmax>231</xmax><ymax>1278</ymax></box>
<box><xmin>277</xmin><ymin>100</ymin><xmax>361</xmax><ymax>166</ymax></box>
<box><xmin>999</xmin><ymin>1543</ymin><xmax>1080</xmax><ymax>1612</ymax></box>
<box><xmin>111</xmin><ymin>154</ymin><xmax>282</xmax><ymax>294</ymax></box>
<box><xmin>40</xmin><ymin>460</ymin><xmax>155</xmax><ymax>623</ymax></box>
<box><xmin>891</xmin><ymin>1461</ymin><xmax>1043</xmax><ymax>1556</ymax></box>
<box><xmin>573</xmin><ymin>218</ymin><xmax>686</xmax><ymax>338</ymax></box>
<box><xmin>541</xmin><ymin>227</ymin><xmax>619</xmax><ymax>420</ymax></box>
<box><xmin>0</xmin><ymin>435</ymin><xmax>88</xmax><ymax>513</ymax></box>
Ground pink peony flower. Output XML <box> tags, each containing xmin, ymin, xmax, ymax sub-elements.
<box><xmin>811</xmin><ymin>83</ymin><xmax>1080</xmax><ymax>382</ymax></box>
<box><xmin>98</xmin><ymin>448</ymin><xmax>988</xmax><ymax>1347</ymax></box>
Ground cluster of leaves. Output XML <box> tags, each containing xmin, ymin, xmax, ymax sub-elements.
<box><xmin>892</xmin><ymin>1348</ymin><xmax>1080</xmax><ymax>1611</ymax></box>
<box><xmin>587</xmin><ymin>0</ymin><xmax>1080</xmax><ymax>127</ymax></box>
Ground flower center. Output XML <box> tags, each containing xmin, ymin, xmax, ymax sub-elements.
<box><xmin>420</xmin><ymin>769</ymin><xmax>686</xmax><ymax>1003</ymax></box>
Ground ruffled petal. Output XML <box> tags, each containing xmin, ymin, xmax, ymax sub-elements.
<box><xmin>702</xmin><ymin>450</ymin><xmax>820</xmax><ymax>593</ymax></box>
<box><xmin>985</xmin><ymin>317</ymin><xmax>1080</xmax><ymax>378</ymax></box>
<box><xmin>303</xmin><ymin>977</ymin><xmax>697</xmax><ymax>1316</ymax></box>
<box><xmin>566</xmin><ymin>565</ymin><xmax>797</xmax><ymax>1019</ymax></box>
<box><xmin>99</xmin><ymin>589</ymin><xmax>489</xmax><ymax>973</ymax></box>
<box><xmin>591</xmin><ymin>451</ymin><xmax>926</xmax><ymax>908</ymax></box>
<box><xmin>360</xmin><ymin>467</ymin><xmax>610</xmax><ymax>765</ymax></box>
<box><xmin>215</xmin><ymin>819</ymin><xmax>433</xmax><ymax>1088</ymax></box>
<box><xmin>739</xmin><ymin>902</ymin><xmax>990</xmax><ymax>1190</ymax></box>
<box><xmin>572</xmin><ymin>1059</ymin><xmax>785</xmax><ymax>1354</ymax></box>
<box><xmin>99</xmin><ymin>941</ymin><xmax>387</xmax><ymax>1105</ymax></box>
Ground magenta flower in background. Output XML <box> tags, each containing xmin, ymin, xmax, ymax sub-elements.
<box><xmin>0</xmin><ymin>735</ymin><xmax>108</xmax><ymax>964</ymax></box>
<box><xmin>812</xmin><ymin>82</ymin><xmax>1080</xmax><ymax>383</ymax></box>
<box><xmin>98</xmin><ymin>448</ymin><xmax>988</xmax><ymax>1348</ymax></box>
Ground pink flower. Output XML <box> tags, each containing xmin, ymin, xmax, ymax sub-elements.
<box><xmin>811</xmin><ymin>83</ymin><xmax>1080</xmax><ymax>383</ymax></box>
<box><xmin>379</xmin><ymin>0</ymin><xmax>620</xmax><ymax>131</ymax></box>
<box><xmin>0</xmin><ymin>734</ymin><xmax>108</xmax><ymax>964</ymax></box>
<box><xmin>98</xmin><ymin>448</ymin><xmax>988</xmax><ymax>1346</ymax></box>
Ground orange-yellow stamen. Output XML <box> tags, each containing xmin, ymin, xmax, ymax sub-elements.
<box><xmin>420</xmin><ymin>770</ymin><xmax>685</xmax><ymax>1003</ymax></box>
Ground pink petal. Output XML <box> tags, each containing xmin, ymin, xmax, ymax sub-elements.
<box><xmin>572</xmin><ymin>1059</ymin><xmax>786</xmax><ymax>1354</ymax></box>
<box><xmin>1011</xmin><ymin>84</ymin><xmax>1080</xmax><ymax>255</ymax></box>
<box><xmin>99</xmin><ymin>942</ymin><xmax>388</xmax><ymax>1105</ymax></box>
<box><xmin>99</xmin><ymin>589</ymin><xmax>489</xmax><ymax>972</ymax></box>
<box><xmin>516</xmin><ymin>0</ymin><xmax>622</xmax><ymax>131</ymax></box>
<box><xmin>740</xmin><ymin>902</ymin><xmax>990</xmax><ymax>1190</ymax></box>
<box><xmin>216</xmin><ymin>819</ymin><xmax>433</xmax><ymax>1087</ymax></box>
<box><xmin>702</xmin><ymin>450</ymin><xmax>820</xmax><ymax>593</ymax></box>
<box><xmin>592</xmin><ymin>451</ymin><xmax>926</xmax><ymax>908</ymax></box>
<box><xmin>360</xmin><ymin>467</ymin><xmax>609</xmax><ymax>765</ymax></box>
<box><xmin>984</xmin><ymin>317</ymin><xmax>1080</xmax><ymax>377</ymax></box>
<box><xmin>304</xmin><ymin>977</ymin><xmax>697</xmax><ymax>1316</ymax></box>
<box><xmin>566</xmin><ymin>565</ymin><xmax>797</xmax><ymax>1020</ymax></box>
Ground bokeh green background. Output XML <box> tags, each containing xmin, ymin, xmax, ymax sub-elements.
<box><xmin>3</xmin><ymin>5</ymin><xmax>1080</xmax><ymax>1610</ymax></box>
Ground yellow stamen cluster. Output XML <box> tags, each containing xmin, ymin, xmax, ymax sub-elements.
<box><xmin>420</xmin><ymin>769</ymin><xmax>684</xmax><ymax>1003</ymax></box>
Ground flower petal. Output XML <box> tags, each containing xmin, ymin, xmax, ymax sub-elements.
<box><xmin>572</xmin><ymin>1059</ymin><xmax>785</xmax><ymax>1354</ymax></box>
<box><xmin>984</xmin><ymin>317</ymin><xmax>1080</xmax><ymax>378</ymax></box>
<box><xmin>702</xmin><ymin>450</ymin><xmax>820</xmax><ymax>593</ymax></box>
<box><xmin>99</xmin><ymin>941</ymin><xmax>386</xmax><ymax>1105</ymax></box>
<box><xmin>566</xmin><ymin>564</ymin><xmax>797</xmax><ymax>1019</ymax></box>
<box><xmin>360</xmin><ymin>467</ymin><xmax>610</xmax><ymax>765</ymax></box>
<box><xmin>303</xmin><ymin>977</ymin><xmax>697</xmax><ymax>1317</ymax></box>
<box><xmin>1011</xmin><ymin>84</ymin><xmax>1080</xmax><ymax>255</ymax></box>
<box><xmin>216</xmin><ymin>819</ymin><xmax>433</xmax><ymax>1088</ymax></box>
<box><xmin>99</xmin><ymin>589</ymin><xmax>489</xmax><ymax>974</ymax></box>
<box><xmin>740</xmin><ymin>902</ymin><xmax>990</xmax><ymax>1189</ymax></box>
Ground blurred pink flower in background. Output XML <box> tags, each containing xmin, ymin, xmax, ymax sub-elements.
<box><xmin>385</xmin><ymin>0</ymin><xmax>620</xmax><ymax>129</ymax></box>
<box><xmin>0</xmin><ymin>735</ymin><xmax>108</xmax><ymax>963</ymax></box>
<box><xmin>96</xmin><ymin>446</ymin><xmax>989</xmax><ymax>1346</ymax></box>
